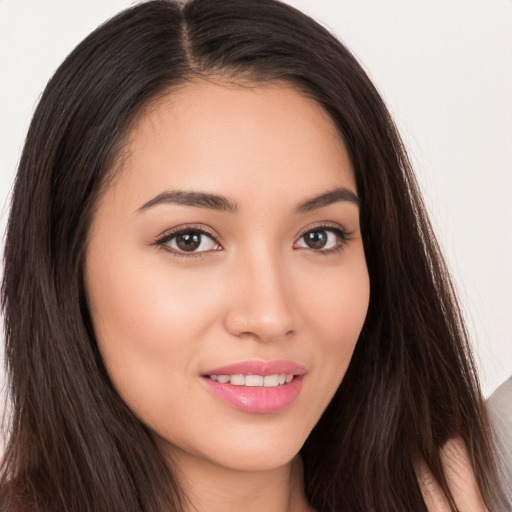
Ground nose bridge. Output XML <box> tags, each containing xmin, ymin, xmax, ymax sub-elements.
<box><xmin>224</xmin><ymin>242</ymin><xmax>296</xmax><ymax>342</ymax></box>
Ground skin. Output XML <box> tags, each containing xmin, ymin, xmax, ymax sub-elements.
<box><xmin>85</xmin><ymin>80</ymin><xmax>369</xmax><ymax>512</ymax></box>
<box><xmin>84</xmin><ymin>80</ymin><xmax>486</xmax><ymax>511</ymax></box>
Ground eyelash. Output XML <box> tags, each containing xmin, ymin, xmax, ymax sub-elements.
<box><xmin>152</xmin><ymin>222</ymin><xmax>351</xmax><ymax>258</ymax></box>
<box><xmin>294</xmin><ymin>222</ymin><xmax>352</xmax><ymax>255</ymax></box>
<box><xmin>152</xmin><ymin>224</ymin><xmax>221</xmax><ymax>259</ymax></box>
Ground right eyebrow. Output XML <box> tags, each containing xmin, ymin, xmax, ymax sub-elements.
<box><xmin>136</xmin><ymin>190</ymin><xmax>239</xmax><ymax>214</ymax></box>
<box><xmin>295</xmin><ymin>186</ymin><xmax>360</xmax><ymax>213</ymax></box>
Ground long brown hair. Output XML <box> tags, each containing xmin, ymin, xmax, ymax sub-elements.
<box><xmin>1</xmin><ymin>1</ymin><xmax>505</xmax><ymax>510</ymax></box>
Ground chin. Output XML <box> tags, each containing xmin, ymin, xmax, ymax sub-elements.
<box><xmin>207</xmin><ymin>445</ymin><xmax>302</xmax><ymax>473</ymax></box>
<box><xmin>156</xmin><ymin>418</ymin><xmax>312</xmax><ymax>473</ymax></box>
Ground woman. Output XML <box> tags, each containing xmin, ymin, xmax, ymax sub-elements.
<box><xmin>0</xmin><ymin>0</ymin><xmax>506</xmax><ymax>510</ymax></box>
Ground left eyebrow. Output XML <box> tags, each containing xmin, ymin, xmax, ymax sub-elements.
<box><xmin>295</xmin><ymin>187</ymin><xmax>360</xmax><ymax>213</ymax></box>
<box><xmin>137</xmin><ymin>190</ymin><xmax>238</xmax><ymax>213</ymax></box>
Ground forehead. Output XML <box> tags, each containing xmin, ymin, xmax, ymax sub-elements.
<box><xmin>110</xmin><ymin>79</ymin><xmax>355</xmax><ymax>209</ymax></box>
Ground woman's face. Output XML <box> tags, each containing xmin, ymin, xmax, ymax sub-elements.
<box><xmin>85</xmin><ymin>80</ymin><xmax>370</xmax><ymax>472</ymax></box>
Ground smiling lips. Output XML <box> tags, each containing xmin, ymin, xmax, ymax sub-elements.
<box><xmin>202</xmin><ymin>360</ymin><xmax>307</xmax><ymax>413</ymax></box>
<box><xmin>209</xmin><ymin>373</ymin><xmax>294</xmax><ymax>386</ymax></box>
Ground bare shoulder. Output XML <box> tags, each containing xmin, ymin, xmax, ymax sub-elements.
<box><xmin>415</xmin><ymin>437</ymin><xmax>488</xmax><ymax>512</ymax></box>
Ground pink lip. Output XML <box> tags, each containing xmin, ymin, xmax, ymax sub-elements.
<box><xmin>201</xmin><ymin>360</ymin><xmax>307</xmax><ymax>414</ymax></box>
<box><xmin>204</xmin><ymin>359</ymin><xmax>307</xmax><ymax>377</ymax></box>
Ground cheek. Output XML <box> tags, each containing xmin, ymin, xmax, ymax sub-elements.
<box><xmin>306</xmin><ymin>259</ymin><xmax>369</xmax><ymax>347</ymax></box>
<box><xmin>87</xmin><ymin>244</ymin><xmax>220</xmax><ymax>350</ymax></box>
<box><xmin>84</xmin><ymin>248</ymin><xmax>220</xmax><ymax>415</ymax></box>
<box><xmin>302</xmin><ymin>255</ymin><xmax>370</xmax><ymax>391</ymax></box>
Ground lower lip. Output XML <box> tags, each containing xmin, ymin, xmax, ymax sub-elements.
<box><xmin>202</xmin><ymin>375</ymin><xmax>305</xmax><ymax>413</ymax></box>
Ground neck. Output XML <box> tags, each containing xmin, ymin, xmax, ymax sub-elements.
<box><xmin>167</xmin><ymin>448</ymin><xmax>311</xmax><ymax>512</ymax></box>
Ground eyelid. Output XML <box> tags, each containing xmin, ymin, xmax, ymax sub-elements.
<box><xmin>294</xmin><ymin>221</ymin><xmax>352</xmax><ymax>253</ymax></box>
<box><xmin>151</xmin><ymin>223</ymin><xmax>223</xmax><ymax>255</ymax></box>
<box><xmin>151</xmin><ymin>221</ymin><xmax>352</xmax><ymax>257</ymax></box>
<box><xmin>155</xmin><ymin>223</ymin><xmax>221</xmax><ymax>242</ymax></box>
<box><xmin>294</xmin><ymin>220</ymin><xmax>350</xmax><ymax>240</ymax></box>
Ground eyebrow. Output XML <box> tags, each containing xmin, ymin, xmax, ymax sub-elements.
<box><xmin>137</xmin><ymin>186</ymin><xmax>359</xmax><ymax>214</ymax></box>
<box><xmin>137</xmin><ymin>190</ymin><xmax>238</xmax><ymax>213</ymax></box>
<box><xmin>295</xmin><ymin>187</ymin><xmax>360</xmax><ymax>213</ymax></box>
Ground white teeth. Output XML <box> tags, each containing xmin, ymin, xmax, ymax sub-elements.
<box><xmin>245</xmin><ymin>375</ymin><xmax>264</xmax><ymax>387</ymax></box>
<box><xmin>263</xmin><ymin>374</ymin><xmax>279</xmax><ymax>387</ymax></box>
<box><xmin>230</xmin><ymin>374</ymin><xmax>246</xmax><ymax>386</ymax></box>
<box><xmin>209</xmin><ymin>373</ymin><xmax>295</xmax><ymax>387</ymax></box>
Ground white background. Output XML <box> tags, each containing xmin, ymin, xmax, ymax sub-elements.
<box><xmin>0</xmin><ymin>1</ymin><xmax>511</xmax><ymax>416</ymax></box>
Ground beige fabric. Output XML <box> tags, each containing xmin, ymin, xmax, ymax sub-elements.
<box><xmin>487</xmin><ymin>376</ymin><xmax>512</xmax><ymax>509</ymax></box>
<box><xmin>415</xmin><ymin>437</ymin><xmax>488</xmax><ymax>512</ymax></box>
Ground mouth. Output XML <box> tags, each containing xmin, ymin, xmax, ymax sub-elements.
<box><xmin>201</xmin><ymin>360</ymin><xmax>307</xmax><ymax>413</ymax></box>
<box><xmin>207</xmin><ymin>373</ymin><xmax>295</xmax><ymax>387</ymax></box>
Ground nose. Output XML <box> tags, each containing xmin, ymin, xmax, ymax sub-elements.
<box><xmin>223</xmin><ymin>249</ymin><xmax>297</xmax><ymax>343</ymax></box>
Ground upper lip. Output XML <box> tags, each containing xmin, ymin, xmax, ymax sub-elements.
<box><xmin>203</xmin><ymin>360</ymin><xmax>308</xmax><ymax>377</ymax></box>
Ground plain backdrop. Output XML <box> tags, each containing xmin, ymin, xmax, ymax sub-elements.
<box><xmin>0</xmin><ymin>1</ymin><xmax>511</xmax><ymax>419</ymax></box>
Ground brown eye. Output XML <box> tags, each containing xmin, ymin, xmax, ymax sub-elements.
<box><xmin>294</xmin><ymin>226</ymin><xmax>347</xmax><ymax>252</ymax></box>
<box><xmin>175</xmin><ymin>231</ymin><xmax>202</xmax><ymax>251</ymax></box>
<box><xmin>161</xmin><ymin>229</ymin><xmax>220</xmax><ymax>254</ymax></box>
<box><xmin>303</xmin><ymin>229</ymin><xmax>329</xmax><ymax>249</ymax></box>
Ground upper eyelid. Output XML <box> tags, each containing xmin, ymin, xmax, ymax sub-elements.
<box><xmin>153</xmin><ymin>221</ymin><xmax>351</xmax><ymax>249</ymax></box>
<box><xmin>155</xmin><ymin>223</ymin><xmax>221</xmax><ymax>244</ymax></box>
<box><xmin>152</xmin><ymin>225</ymin><xmax>222</xmax><ymax>258</ymax></box>
<box><xmin>294</xmin><ymin>220</ymin><xmax>349</xmax><ymax>240</ymax></box>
